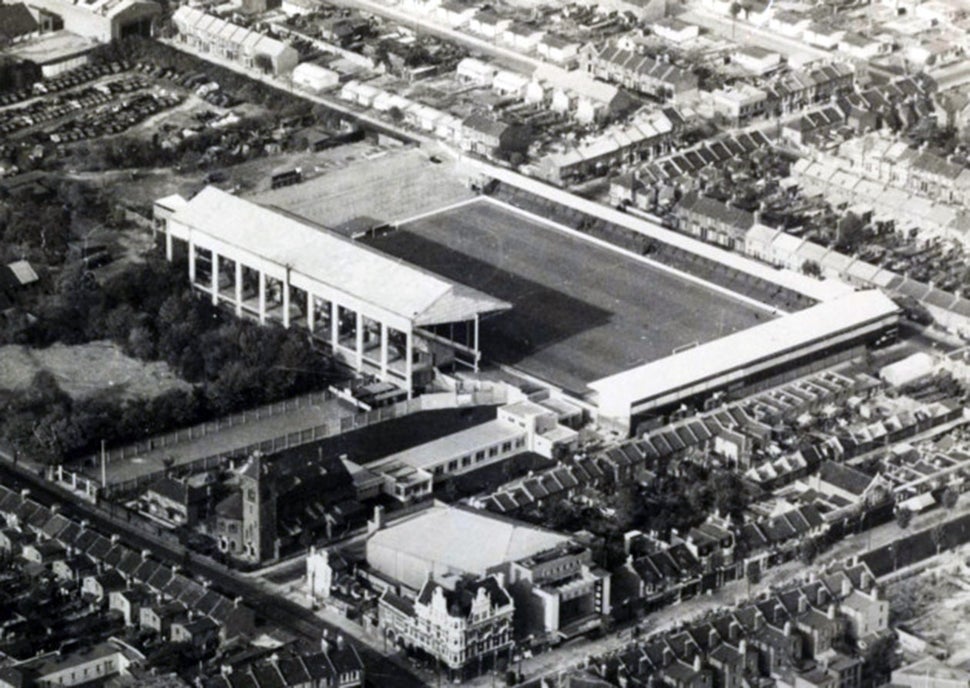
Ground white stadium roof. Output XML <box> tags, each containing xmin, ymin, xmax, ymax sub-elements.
<box><xmin>170</xmin><ymin>187</ymin><xmax>510</xmax><ymax>326</ymax></box>
<box><xmin>589</xmin><ymin>290</ymin><xmax>899</xmax><ymax>413</ymax></box>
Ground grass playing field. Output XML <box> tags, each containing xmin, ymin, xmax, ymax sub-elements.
<box><xmin>364</xmin><ymin>199</ymin><xmax>772</xmax><ymax>394</ymax></box>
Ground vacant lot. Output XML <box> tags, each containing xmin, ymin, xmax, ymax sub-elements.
<box><xmin>0</xmin><ymin>341</ymin><xmax>191</xmax><ymax>402</ymax></box>
<box><xmin>365</xmin><ymin>199</ymin><xmax>768</xmax><ymax>393</ymax></box>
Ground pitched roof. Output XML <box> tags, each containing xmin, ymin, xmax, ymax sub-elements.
<box><xmin>416</xmin><ymin>575</ymin><xmax>511</xmax><ymax>617</ymax></box>
<box><xmin>0</xmin><ymin>4</ymin><xmax>38</xmax><ymax>40</ymax></box>
<box><xmin>677</xmin><ymin>191</ymin><xmax>756</xmax><ymax>230</ymax></box>
<box><xmin>147</xmin><ymin>476</ymin><xmax>189</xmax><ymax>504</ymax></box>
<box><xmin>818</xmin><ymin>461</ymin><xmax>875</xmax><ymax>496</ymax></box>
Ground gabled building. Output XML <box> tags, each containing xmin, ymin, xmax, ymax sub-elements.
<box><xmin>171</xmin><ymin>7</ymin><xmax>298</xmax><ymax>76</ymax></box>
<box><xmin>24</xmin><ymin>0</ymin><xmax>158</xmax><ymax>42</ymax></box>
<box><xmin>674</xmin><ymin>191</ymin><xmax>756</xmax><ymax>251</ymax></box>
<box><xmin>378</xmin><ymin>574</ymin><xmax>514</xmax><ymax>681</ymax></box>
<box><xmin>582</xmin><ymin>43</ymin><xmax>698</xmax><ymax>100</ymax></box>
<box><xmin>0</xmin><ymin>4</ymin><xmax>39</xmax><ymax>45</ymax></box>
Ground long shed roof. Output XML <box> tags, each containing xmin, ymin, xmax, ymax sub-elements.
<box><xmin>169</xmin><ymin>187</ymin><xmax>509</xmax><ymax>326</ymax></box>
<box><xmin>589</xmin><ymin>290</ymin><xmax>899</xmax><ymax>409</ymax></box>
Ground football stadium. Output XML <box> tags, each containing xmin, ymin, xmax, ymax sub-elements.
<box><xmin>154</xmin><ymin>163</ymin><xmax>900</xmax><ymax>436</ymax></box>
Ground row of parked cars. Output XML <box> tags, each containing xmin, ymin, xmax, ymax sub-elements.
<box><xmin>134</xmin><ymin>62</ymin><xmax>238</xmax><ymax>108</ymax></box>
<box><xmin>0</xmin><ymin>74</ymin><xmax>154</xmax><ymax>137</ymax></box>
<box><xmin>44</xmin><ymin>92</ymin><xmax>184</xmax><ymax>144</ymax></box>
<box><xmin>0</xmin><ymin>61</ymin><xmax>132</xmax><ymax>108</ymax></box>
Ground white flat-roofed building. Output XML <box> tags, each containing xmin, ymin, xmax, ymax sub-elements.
<box><xmin>652</xmin><ymin>17</ymin><xmax>700</xmax><ymax>44</ymax></box>
<box><xmin>366</xmin><ymin>420</ymin><xmax>526</xmax><ymax>503</ymax></box>
<box><xmin>589</xmin><ymin>290</ymin><xmax>900</xmax><ymax>433</ymax></box>
<box><xmin>492</xmin><ymin>69</ymin><xmax>530</xmax><ymax>97</ymax></box>
<box><xmin>456</xmin><ymin>57</ymin><xmax>497</xmax><ymax>87</ymax></box>
<box><xmin>153</xmin><ymin>187</ymin><xmax>510</xmax><ymax>397</ymax></box>
<box><xmin>292</xmin><ymin>62</ymin><xmax>340</xmax><ymax>92</ymax></box>
<box><xmin>710</xmin><ymin>83</ymin><xmax>769</xmax><ymax>123</ymax></box>
<box><xmin>364</xmin><ymin>400</ymin><xmax>578</xmax><ymax>502</ymax></box>
<box><xmin>733</xmin><ymin>46</ymin><xmax>783</xmax><ymax>74</ymax></box>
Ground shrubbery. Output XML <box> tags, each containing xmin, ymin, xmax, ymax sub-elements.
<box><xmin>1</xmin><ymin>256</ymin><xmax>338</xmax><ymax>464</ymax></box>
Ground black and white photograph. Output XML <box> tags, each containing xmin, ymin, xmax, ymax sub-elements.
<box><xmin>1</xmin><ymin>0</ymin><xmax>969</xmax><ymax>684</ymax></box>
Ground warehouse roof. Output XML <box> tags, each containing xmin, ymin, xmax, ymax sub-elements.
<box><xmin>368</xmin><ymin>502</ymin><xmax>570</xmax><ymax>575</ymax></box>
<box><xmin>589</xmin><ymin>290</ymin><xmax>899</xmax><ymax>409</ymax></box>
<box><xmin>168</xmin><ymin>186</ymin><xmax>509</xmax><ymax>325</ymax></box>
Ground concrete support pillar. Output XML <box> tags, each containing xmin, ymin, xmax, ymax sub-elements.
<box><xmin>234</xmin><ymin>261</ymin><xmax>243</xmax><ymax>318</ymax></box>
<box><xmin>165</xmin><ymin>231</ymin><xmax>173</xmax><ymax>261</ymax></box>
<box><xmin>188</xmin><ymin>240</ymin><xmax>196</xmax><ymax>283</ymax></box>
<box><xmin>211</xmin><ymin>252</ymin><xmax>219</xmax><ymax>306</ymax></box>
<box><xmin>405</xmin><ymin>330</ymin><xmax>414</xmax><ymax>399</ymax></box>
<box><xmin>258</xmin><ymin>271</ymin><xmax>266</xmax><ymax>325</ymax></box>
<box><xmin>355</xmin><ymin>311</ymin><xmax>364</xmax><ymax>371</ymax></box>
<box><xmin>331</xmin><ymin>301</ymin><xmax>339</xmax><ymax>351</ymax></box>
<box><xmin>474</xmin><ymin>315</ymin><xmax>480</xmax><ymax>372</ymax></box>
<box><xmin>380</xmin><ymin>323</ymin><xmax>389</xmax><ymax>379</ymax></box>
<box><xmin>282</xmin><ymin>277</ymin><xmax>291</xmax><ymax>329</ymax></box>
<box><xmin>307</xmin><ymin>292</ymin><xmax>315</xmax><ymax>333</ymax></box>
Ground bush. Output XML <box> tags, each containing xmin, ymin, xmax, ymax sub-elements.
<box><xmin>3</xmin><ymin>256</ymin><xmax>338</xmax><ymax>463</ymax></box>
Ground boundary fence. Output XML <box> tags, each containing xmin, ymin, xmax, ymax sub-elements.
<box><xmin>94</xmin><ymin>388</ymin><xmax>505</xmax><ymax>498</ymax></box>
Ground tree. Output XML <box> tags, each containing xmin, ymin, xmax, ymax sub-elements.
<box><xmin>895</xmin><ymin>507</ymin><xmax>913</xmax><ymax>529</ymax></box>
<box><xmin>745</xmin><ymin>560</ymin><xmax>761</xmax><ymax>596</ymax></box>
<box><xmin>861</xmin><ymin>633</ymin><xmax>898</xmax><ymax>685</ymax></box>
<box><xmin>802</xmin><ymin>259</ymin><xmax>822</xmax><ymax>279</ymax></box>
<box><xmin>799</xmin><ymin>538</ymin><xmax>818</xmax><ymax>565</ymax></box>
<box><xmin>729</xmin><ymin>2</ymin><xmax>742</xmax><ymax>38</ymax></box>
<box><xmin>931</xmin><ymin>523</ymin><xmax>946</xmax><ymax>555</ymax></box>
<box><xmin>941</xmin><ymin>487</ymin><xmax>959</xmax><ymax>510</ymax></box>
<box><xmin>253</xmin><ymin>53</ymin><xmax>274</xmax><ymax>74</ymax></box>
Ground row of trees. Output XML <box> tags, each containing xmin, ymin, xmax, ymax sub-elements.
<box><xmin>1</xmin><ymin>257</ymin><xmax>338</xmax><ymax>463</ymax></box>
<box><xmin>537</xmin><ymin>462</ymin><xmax>754</xmax><ymax>569</ymax></box>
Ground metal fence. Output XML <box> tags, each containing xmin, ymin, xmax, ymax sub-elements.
<box><xmin>87</xmin><ymin>390</ymin><xmax>338</xmax><ymax>466</ymax></box>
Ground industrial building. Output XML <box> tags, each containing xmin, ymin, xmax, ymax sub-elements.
<box><xmin>366</xmin><ymin>503</ymin><xmax>611</xmax><ymax>639</ymax></box>
<box><xmin>25</xmin><ymin>0</ymin><xmax>159</xmax><ymax>42</ymax></box>
<box><xmin>358</xmin><ymin>400</ymin><xmax>580</xmax><ymax>503</ymax></box>
<box><xmin>589</xmin><ymin>290</ymin><xmax>901</xmax><ymax>434</ymax></box>
<box><xmin>153</xmin><ymin>187</ymin><xmax>510</xmax><ymax>396</ymax></box>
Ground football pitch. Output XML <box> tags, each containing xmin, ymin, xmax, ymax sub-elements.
<box><xmin>365</xmin><ymin>199</ymin><xmax>771</xmax><ymax>394</ymax></box>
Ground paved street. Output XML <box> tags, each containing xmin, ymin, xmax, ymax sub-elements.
<box><xmin>679</xmin><ymin>8</ymin><xmax>827</xmax><ymax>61</ymax></box>
<box><xmin>462</xmin><ymin>493</ymin><xmax>970</xmax><ymax>687</ymax></box>
<box><xmin>0</xmin><ymin>456</ymin><xmax>426</xmax><ymax>688</ymax></box>
<box><xmin>312</xmin><ymin>0</ymin><xmax>539</xmax><ymax>73</ymax></box>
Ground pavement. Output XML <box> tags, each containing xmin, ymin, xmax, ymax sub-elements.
<box><xmin>0</xmin><ymin>454</ymin><xmax>427</xmax><ymax>688</ymax></box>
<box><xmin>158</xmin><ymin>38</ymin><xmax>428</xmax><ymax>145</ymax></box>
<box><xmin>678</xmin><ymin>8</ymin><xmax>827</xmax><ymax>61</ymax></box>
<box><xmin>678</xmin><ymin>6</ymin><xmax>898</xmax><ymax>81</ymax></box>
<box><xmin>460</xmin><ymin>493</ymin><xmax>970</xmax><ymax>687</ymax></box>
